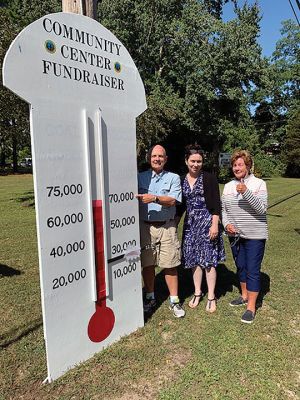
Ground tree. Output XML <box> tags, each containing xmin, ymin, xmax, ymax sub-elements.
<box><xmin>253</xmin><ymin>20</ymin><xmax>300</xmax><ymax>155</ymax></box>
<box><xmin>248</xmin><ymin>18</ymin><xmax>300</xmax><ymax>178</ymax></box>
<box><xmin>0</xmin><ymin>1</ymin><xmax>62</xmax><ymax>171</ymax></box>
<box><xmin>98</xmin><ymin>0</ymin><xmax>265</xmax><ymax>164</ymax></box>
<box><xmin>203</xmin><ymin>0</ymin><xmax>233</xmax><ymax>18</ymax></box>
<box><xmin>272</xmin><ymin>19</ymin><xmax>300</xmax><ymax>109</ymax></box>
<box><xmin>1</xmin><ymin>0</ymin><xmax>272</xmax><ymax>172</ymax></box>
<box><xmin>2</xmin><ymin>0</ymin><xmax>61</xmax><ymax>29</ymax></box>
<box><xmin>0</xmin><ymin>8</ymin><xmax>31</xmax><ymax>171</ymax></box>
<box><xmin>282</xmin><ymin>109</ymin><xmax>300</xmax><ymax>177</ymax></box>
<box><xmin>253</xmin><ymin>101</ymin><xmax>285</xmax><ymax>153</ymax></box>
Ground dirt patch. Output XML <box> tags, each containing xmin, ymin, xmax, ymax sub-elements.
<box><xmin>111</xmin><ymin>395</ymin><xmax>141</xmax><ymax>400</ymax></box>
<box><xmin>289</xmin><ymin>316</ymin><xmax>300</xmax><ymax>336</ymax></box>
<box><xmin>277</xmin><ymin>383</ymin><xmax>299</xmax><ymax>400</ymax></box>
<box><xmin>282</xmin><ymin>388</ymin><xmax>299</xmax><ymax>400</ymax></box>
<box><xmin>161</xmin><ymin>331</ymin><xmax>173</xmax><ymax>341</ymax></box>
<box><xmin>109</xmin><ymin>347</ymin><xmax>192</xmax><ymax>400</ymax></box>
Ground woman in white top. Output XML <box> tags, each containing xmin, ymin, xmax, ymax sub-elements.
<box><xmin>222</xmin><ymin>150</ymin><xmax>268</xmax><ymax>324</ymax></box>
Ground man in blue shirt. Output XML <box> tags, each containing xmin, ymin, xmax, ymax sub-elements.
<box><xmin>136</xmin><ymin>145</ymin><xmax>185</xmax><ymax>318</ymax></box>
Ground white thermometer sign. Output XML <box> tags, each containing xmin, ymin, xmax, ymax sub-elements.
<box><xmin>3</xmin><ymin>12</ymin><xmax>146</xmax><ymax>382</ymax></box>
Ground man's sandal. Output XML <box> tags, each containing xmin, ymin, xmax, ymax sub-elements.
<box><xmin>206</xmin><ymin>297</ymin><xmax>217</xmax><ymax>313</ymax></box>
<box><xmin>188</xmin><ymin>293</ymin><xmax>203</xmax><ymax>309</ymax></box>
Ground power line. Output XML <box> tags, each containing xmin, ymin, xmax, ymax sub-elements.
<box><xmin>287</xmin><ymin>0</ymin><xmax>300</xmax><ymax>26</ymax></box>
<box><xmin>254</xmin><ymin>120</ymin><xmax>286</xmax><ymax>127</ymax></box>
<box><xmin>295</xmin><ymin>0</ymin><xmax>300</xmax><ymax>12</ymax></box>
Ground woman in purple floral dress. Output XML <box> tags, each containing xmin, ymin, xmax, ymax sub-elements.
<box><xmin>177</xmin><ymin>145</ymin><xmax>225</xmax><ymax>312</ymax></box>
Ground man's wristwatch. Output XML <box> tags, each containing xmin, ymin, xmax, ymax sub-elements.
<box><xmin>154</xmin><ymin>196</ymin><xmax>160</xmax><ymax>204</ymax></box>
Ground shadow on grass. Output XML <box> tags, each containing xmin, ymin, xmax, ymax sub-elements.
<box><xmin>177</xmin><ymin>263</ymin><xmax>239</xmax><ymax>301</ymax></box>
<box><xmin>295</xmin><ymin>228</ymin><xmax>300</xmax><ymax>235</ymax></box>
<box><xmin>144</xmin><ymin>263</ymin><xmax>239</xmax><ymax>321</ymax></box>
<box><xmin>0</xmin><ymin>317</ymin><xmax>43</xmax><ymax>349</ymax></box>
<box><xmin>257</xmin><ymin>272</ymin><xmax>271</xmax><ymax>309</ymax></box>
<box><xmin>144</xmin><ymin>264</ymin><xmax>270</xmax><ymax>321</ymax></box>
<box><xmin>15</xmin><ymin>190</ymin><xmax>35</xmax><ymax>207</ymax></box>
<box><xmin>268</xmin><ymin>191</ymin><xmax>300</xmax><ymax>210</ymax></box>
<box><xmin>0</xmin><ymin>263</ymin><xmax>22</xmax><ymax>277</ymax></box>
<box><xmin>143</xmin><ymin>270</ymin><xmax>170</xmax><ymax>322</ymax></box>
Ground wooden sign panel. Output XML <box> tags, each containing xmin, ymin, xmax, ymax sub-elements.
<box><xmin>3</xmin><ymin>12</ymin><xmax>147</xmax><ymax>381</ymax></box>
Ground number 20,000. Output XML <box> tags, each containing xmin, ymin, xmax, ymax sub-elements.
<box><xmin>52</xmin><ymin>269</ymin><xmax>86</xmax><ymax>290</ymax></box>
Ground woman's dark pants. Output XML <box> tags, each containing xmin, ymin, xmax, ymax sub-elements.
<box><xmin>230</xmin><ymin>238</ymin><xmax>266</xmax><ymax>292</ymax></box>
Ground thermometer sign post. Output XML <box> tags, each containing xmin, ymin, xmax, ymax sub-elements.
<box><xmin>3</xmin><ymin>13</ymin><xmax>147</xmax><ymax>381</ymax></box>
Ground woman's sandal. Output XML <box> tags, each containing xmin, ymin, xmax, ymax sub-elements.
<box><xmin>188</xmin><ymin>293</ymin><xmax>203</xmax><ymax>309</ymax></box>
<box><xmin>206</xmin><ymin>297</ymin><xmax>217</xmax><ymax>313</ymax></box>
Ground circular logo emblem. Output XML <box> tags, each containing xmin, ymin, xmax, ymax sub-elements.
<box><xmin>45</xmin><ymin>40</ymin><xmax>56</xmax><ymax>54</ymax></box>
<box><xmin>114</xmin><ymin>62</ymin><xmax>122</xmax><ymax>73</ymax></box>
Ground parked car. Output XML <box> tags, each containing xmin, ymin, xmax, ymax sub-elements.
<box><xmin>19</xmin><ymin>158</ymin><xmax>32</xmax><ymax>167</ymax></box>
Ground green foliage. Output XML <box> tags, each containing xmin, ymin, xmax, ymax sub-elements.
<box><xmin>0</xmin><ymin>9</ymin><xmax>27</xmax><ymax>170</ymax></box>
<box><xmin>0</xmin><ymin>0</ymin><xmax>298</xmax><ymax>173</ymax></box>
<box><xmin>4</xmin><ymin>0</ymin><xmax>61</xmax><ymax>29</ymax></box>
<box><xmin>256</xmin><ymin>19</ymin><xmax>300</xmax><ymax>110</ymax></box>
<box><xmin>136</xmin><ymin>78</ymin><xmax>184</xmax><ymax>159</ymax></box>
<box><xmin>273</xmin><ymin>19</ymin><xmax>300</xmax><ymax>97</ymax></box>
<box><xmin>203</xmin><ymin>0</ymin><xmax>232</xmax><ymax>18</ymax></box>
<box><xmin>253</xmin><ymin>152</ymin><xmax>285</xmax><ymax>178</ymax></box>
<box><xmin>99</xmin><ymin>0</ymin><xmax>185</xmax><ymax>90</ymax></box>
<box><xmin>281</xmin><ymin>108</ymin><xmax>300</xmax><ymax>177</ymax></box>
<box><xmin>253</xmin><ymin>101</ymin><xmax>286</xmax><ymax>153</ymax></box>
<box><xmin>0</xmin><ymin>1</ymin><xmax>61</xmax><ymax>170</ymax></box>
<box><xmin>98</xmin><ymin>0</ymin><xmax>265</xmax><ymax>156</ymax></box>
<box><xmin>219</xmin><ymin>118</ymin><xmax>260</xmax><ymax>154</ymax></box>
<box><xmin>253</xmin><ymin>20</ymin><xmax>300</xmax><ymax>157</ymax></box>
<box><xmin>218</xmin><ymin>166</ymin><xmax>232</xmax><ymax>183</ymax></box>
<box><xmin>18</xmin><ymin>145</ymin><xmax>31</xmax><ymax>160</ymax></box>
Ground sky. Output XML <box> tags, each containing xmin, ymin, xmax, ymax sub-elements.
<box><xmin>223</xmin><ymin>0</ymin><xmax>299</xmax><ymax>57</ymax></box>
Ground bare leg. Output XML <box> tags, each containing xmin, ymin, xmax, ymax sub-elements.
<box><xmin>205</xmin><ymin>267</ymin><xmax>217</xmax><ymax>313</ymax></box>
<box><xmin>142</xmin><ymin>265</ymin><xmax>155</xmax><ymax>294</ymax></box>
<box><xmin>247</xmin><ymin>290</ymin><xmax>259</xmax><ymax>313</ymax></box>
<box><xmin>240</xmin><ymin>282</ymin><xmax>248</xmax><ymax>300</ymax></box>
<box><xmin>189</xmin><ymin>266</ymin><xmax>203</xmax><ymax>308</ymax></box>
<box><xmin>164</xmin><ymin>267</ymin><xmax>178</xmax><ymax>297</ymax></box>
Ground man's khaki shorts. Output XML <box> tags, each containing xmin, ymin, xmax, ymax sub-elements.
<box><xmin>140</xmin><ymin>219</ymin><xmax>181</xmax><ymax>269</ymax></box>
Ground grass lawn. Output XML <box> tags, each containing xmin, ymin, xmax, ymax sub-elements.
<box><xmin>0</xmin><ymin>174</ymin><xmax>299</xmax><ymax>400</ymax></box>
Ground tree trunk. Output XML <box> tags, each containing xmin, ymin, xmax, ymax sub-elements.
<box><xmin>0</xmin><ymin>146</ymin><xmax>6</xmax><ymax>167</ymax></box>
<box><xmin>12</xmin><ymin>132</ymin><xmax>18</xmax><ymax>173</ymax></box>
<box><xmin>62</xmin><ymin>0</ymin><xmax>98</xmax><ymax>19</ymax></box>
<box><xmin>212</xmin><ymin>141</ymin><xmax>220</xmax><ymax>175</ymax></box>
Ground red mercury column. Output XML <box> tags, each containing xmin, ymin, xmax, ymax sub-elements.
<box><xmin>87</xmin><ymin>200</ymin><xmax>115</xmax><ymax>342</ymax></box>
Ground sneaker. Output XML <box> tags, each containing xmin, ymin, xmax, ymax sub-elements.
<box><xmin>229</xmin><ymin>296</ymin><xmax>248</xmax><ymax>307</ymax></box>
<box><xmin>169</xmin><ymin>302</ymin><xmax>185</xmax><ymax>318</ymax></box>
<box><xmin>241</xmin><ymin>310</ymin><xmax>255</xmax><ymax>324</ymax></box>
<box><xmin>143</xmin><ymin>298</ymin><xmax>156</xmax><ymax>313</ymax></box>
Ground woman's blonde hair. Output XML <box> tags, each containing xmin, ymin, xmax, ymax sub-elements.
<box><xmin>231</xmin><ymin>149</ymin><xmax>253</xmax><ymax>170</ymax></box>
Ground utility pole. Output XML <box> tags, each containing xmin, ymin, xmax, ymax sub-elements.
<box><xmin>62</xmin><ymin>0</ymin><xmax>98</xmax><ymax>19</ymax></box>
